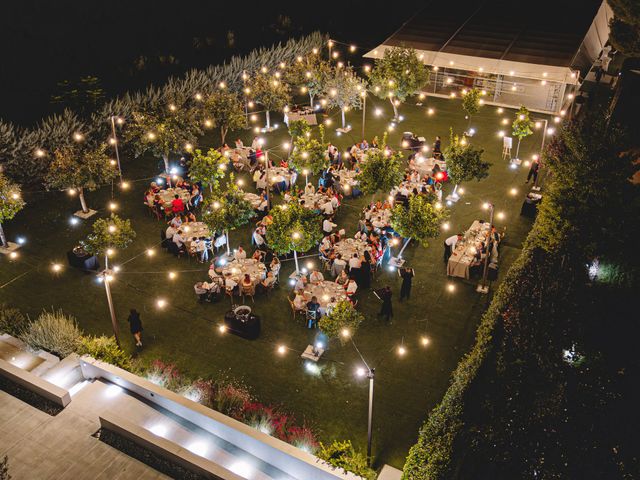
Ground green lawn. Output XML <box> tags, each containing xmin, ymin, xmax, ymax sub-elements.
<box><xmin>0</xmin><ymin>94</ymin><xmax>545</xmax><ymax>468</ymax></box>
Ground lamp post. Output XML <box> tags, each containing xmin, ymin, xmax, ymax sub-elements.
<box><xmin>100</xmin><ymin>254</ymin><xmax>120</xmax><ymax>345</ymax></box>
<box><xmin>110</xmin><ymin>116</ymin><xmax>123</xmax><ymax>183</ymax></box>
<box><xmin>532</xmin><ymin>118</ymin><xmax>549</xmax><ymax>190</ymax></box>
<box><xmin>361</xmin><ymin>91</ymin><xmax>367</xmax><ymax>141</ymax></box>
<box><xmin>356</xmin><ymin>363</ymin><xmax>376</xmax><ymax>464</ymax></box>
<box><xmin>476</xmin><ymin>202</ymin><xmax>494</xmax><ymax>294</ymax></box>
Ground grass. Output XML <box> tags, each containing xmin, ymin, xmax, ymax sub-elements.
<box><xmin>0</xmin><ymin>94</ymin><xmax>546</xmax><ymax>468</ymax></box>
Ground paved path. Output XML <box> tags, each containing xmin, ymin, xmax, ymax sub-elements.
<box><xmin>0</xmin><ymin>384</ymin><xmax>169</xmax><ymax>480</ymax></box>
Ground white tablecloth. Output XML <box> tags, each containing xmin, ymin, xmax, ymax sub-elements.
<box><xmin>264</xmin><ymin>167</ymin><xmax>295</xmax><ymax>188</ymax></box>
<box><xmin>411</xmin><ymin>157</ymin><xmax>447</xmax><ymax>176</ymax></box>
<box><xmin>391</xmin><ymin>180</ymin><xmax>430</xmax><ymax>197</ymax></box>
<box><xmin>447</xmin><ymin>220</ymin><xmax>491</xmax><ymax>279</ymax></box>
<box><xmin>334</xmin><ymin>238</ymin><xmax>369</xmax><ymax>259</ymax></box>
<box><xmin>221</xmin><ymin>259</ymin><xmax>267</xmax><ymax>286</ymax></box>
<box><xmin>336</xmin><ymin>169</ymin><xmax>360</xmax><ymax>190</ymax></box>
<box><xmin>302</xmin><ymin>281</ymin><xmax>347</xmax><ymax>309</ymax></box>
<box><xmin>364</xmin><ymin>207</ymin><xmax>392</xmax><ymax>229</ymax></box>
<box><xmin>157</xmin><ymin>187</ymin><xmax>190</xmax><ymax>207</ymax></box>
<box><xmin>295</xmin><ymin>192</ymin><xmax>332</xmax><ymax>210</ymax></box>
<box><xmin>284</xmin><ymin>110</ymin><xmax>317</xmax><ymax>126</ymax></box>
<box><xmin>181</xmin><ymin>222</ymin><xmax>212</xmax><ymax>248</ymax></box>
<box><xmin>243</xmin><ymin>192</ymin><xmax>263</xmax><ymax>209</ymax></box>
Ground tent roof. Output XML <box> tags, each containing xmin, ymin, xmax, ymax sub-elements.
<box><xmin>364</xmin><ymin>0</ymin><xmax>605</xmax><ymax>84</ymax></box>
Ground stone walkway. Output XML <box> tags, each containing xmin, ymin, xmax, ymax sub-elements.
<box><xmin>0</xmin><ymin>385</ymin><xmax>169</xmax><ymax>479</ymax></box>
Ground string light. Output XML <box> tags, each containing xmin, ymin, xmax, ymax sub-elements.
<box><xmin>420</xmin><ymin>336</ymin><xmax>430</xmax><ymax>346</ymax></box>
<box><xmin>9</xmin><ymin>251</ymin><xmax>18</xmax><ymax>259</ymax></box>
<box><xmin>147</xmin><ymin>248</ymin><xmax>156</xmax><ymax>257</ymax></box>
<box><xmin>277</xmin><ymin>345</ymin><xmax>286</xmax><ymax>355</ymax></box>
<box><xmin>156</xmin><ymin>299</ymin><xmax>167</xmax><ymax>309</ymax></box>
<box><xmin>447</xmin><ymin>284</ymin><xmax>456</xmax><ymax>292</ymax></box>
<box><xmin>168</xmin><ymin>271</ymin><xmax>177</xmax><ymax>280</ymax></box>
<box><xmin>397</xmin><ymin>345</ymin><xmax>407</xmax><ymax>356</ymax></box>
<box><xmin>52</xmin><ymin>263</ymin><xmax>62</xmax><ymax>273</ymax></box>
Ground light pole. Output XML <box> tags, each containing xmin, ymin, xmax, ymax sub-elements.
<box><xmin>100</xmin><ymin>254</ymin><xmax>120</xmax><ymax>345</ymax></box>
<box><xmin>476</xmin><ymin>203</ymin><xmax>494</xmax><ymax>294</ymax></box>
<box><xmin>361</xmin><ymin>91</ymin><xmax>367</xmax><ymax>141</ymax></box>
<box><xmin>532</xmin><ymin>118</ymin><xmax>550</xmax><ymax>190</ymax></box>
<box><xmin>351</xmin><ymin>337</ymin><xmax>377</xmax><ymax>465</ymax></box>
<box><xmin>110</xmin><ymin>116</ymin><xmax>123</xmax><ymax>183</ymax></box>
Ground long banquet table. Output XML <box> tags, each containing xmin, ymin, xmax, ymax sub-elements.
<box><xmin>447</xmin><ymin>220</ymin><xmax>491</xmax><ymax>279</ymax></box>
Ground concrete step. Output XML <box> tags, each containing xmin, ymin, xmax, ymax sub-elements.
<box><xmin>38</xmin><ymin>354</ymin><xmax>83</xmax><ymax>390</ymax></box>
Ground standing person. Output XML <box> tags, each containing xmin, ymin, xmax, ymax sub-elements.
<box><xmin>360</xmin><ymin>250</ymin><xmax>373</xmax><ymax>289</ymax></box>
<box><xmin>525</xmin><ymin>157</ymin><xmax>540</xmax><ymax>184</ymax></box>
<box><xmin>127</xmin><ymin>309</ymin><xmax>143</xmax><ymax>347</ymax></box>
<box><xmin>399</xmin><ymin>267</ymin><xmax>415</xmax><ymax>301</ymax></box>
<box><xmin>433</xmin><ymin>136</ymin><xmax>442</xmax><ymax>158</ymax></box>
<box><xmin>377</xmin><ymin>286</ymin><xmax>393</xmax><ymax>321</ymax></box>
<box><xmin>444</xmin><ymin>233</ymin><xmax>463</xmax><ymax>263</ymax></box>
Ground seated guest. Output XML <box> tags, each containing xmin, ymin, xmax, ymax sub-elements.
<box><xmin>293</xmin><ymin>292</ymin><xmax>307</xmax><ymax>310</ymax></box>
<box><xmin>185</xmin><ymin>211</ymin><xmax>197</xmax><ymax>223</ymax></box>
<box><xmin>320</xmin><ymin>200</ymin><xmax>334</xmax><ymax>215</ymax></box>
<box><xmin>270</xmin><ymin>257</ymin><xmax>281</xmax><ymax>277</ymax></box>
<box><xmin>305</xmin><ymin>183</ymin><xmax>315</xmax><ymax>195</ymax></box>
<box><xmin>195</xmin><ymin>237</ymin><xmax>208</xmax><ymax>263</ymax></box>
<box><xmin>171</xmin><ymin>194</ymin><xmax>185</xmax><ymax>214</ymax></box>
<box><xmin>349</xmin><ymin>253</ymin><xmax>362</xmax><ymax>271</ymax></box>
<box><xmin>165</xmin><ymin>224</ymin><xmax>177</xmax><ymax>241</ymax></box>
<box><xmin>252</xmin><ymin>249</ymin><xmax>265</xmax><ymax>262</ymax></box>
<box><xmin>335</xmin><ymin>269</ymin><xmax>349</xmax><ymax>286</ymax></box>
<box><xmin>223</xmin><ymin>273</ymin><xmax>238</xmax><ymax>294</ymax></box>
<box><xmin>253</xmin><ymin>228</ymin><xmax>266</xmax><ymax>248</ymax></box>
<box><xmin>294</xmin><ymin>275</ymin><xmax>308</xmax><ymax>292</ymax></box>
<box><xmin>345</xmin><ymin>278</ymin><xmax>358</xmax><ymax>296</ymax></box>
<box><xmin>257</xmin><ymin>271</ymin><xmax>277</xmax><ymax>293</ymax></box>
<box><xmin>323</xmin><ymin>217</ymin><xmax>337</xmax><ymax>234</ymax></box>
<box><xmin>208</xmin><ymin>262</ymin><xmax>221</xmax><ymax>280</ymax></box>
<box><xmin>241</xmin><ymin>274</ymin><xmax>254</xmax><ymax>294</ymax></box>
<box><xmin>235</xmin><ymin>138</ymin><xmax>244</xmax><ymax>148</ymax></box>
<box><xmin>325</xmin><ymin>297</ymin><xmax>338</xmax><ymax>315</ymax></box>
<box><xmin>309</xmin><ymin>269</ymin><xmax>324</xmax><ymax>284</ymax></box>
<box><xmin>170</xmin><ymin>215</ymin><xmax>182</xmax><ymax>229</ymax></box>
<box><xmin>331</xmin><ymin>253</ymin><xmax>347</xmax><ymax>277</ymax></box>
<box><xmin>173</xmin><ymin>229</ymin><xmax>186</xmax><ymax>251</ymax></box>
<box><xmin>235</xmin><ymin>246</ymin><xmax>247</xmax><ymax>261</ymax></box>
<box><xmin>306</xmin><ymin>296</ymin><xmax>321</xmax><ymax>328</ymax></box>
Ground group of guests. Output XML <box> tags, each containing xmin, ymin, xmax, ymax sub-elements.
<box><xmin>144</xmin><ymin>179</ymin><xmax>203</xmax><ymax>219</ymax></box>
<box><xmin>444</xmin><ymin>224</ymin><xmax>503</xmax><ymax>277</ymax></box>
<box><xmin>284</xmin><ymin>183</ymin><xmax>342</xmax><ymax>216</ymax></box>
<box><xmin>195</xmin><ymin>248</ymin><xmax>282</xmax><ymax>302</ymax></box>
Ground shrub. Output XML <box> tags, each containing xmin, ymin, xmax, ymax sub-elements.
<box><xmin>244</xmin><ymin>402</ymin><xmax>276</xmax><ymax>435</ymax></box>
<box><xmin>318</xmin><ymin>301</ymin><xmax>364</xmax><ymax>344</ymax></box>
<box><xmin>213</xmin><ymin>383</ymin><xmax>252</xmax><ymax>420</ymax></box>
<box><xmin>78</xmin><ymin>335</ymin><xmax>131</xmax><ymax>370</ymax></box>
<box><xmin>287</xmin><ymin>426</ymin><xmax>319</xmax><ymax>454</ymax></box>
<box><xmin>144</xmin><ymin>360</ymin><xmax>184</xmax><ymax>391</ymax></box>
<box><xmin>0</xmin><ymin>455</ymin><xmax>10</xmax><ymax>480</ymax></box>
<box><xmin>0</xmin><ymin>304</ymin><xmax>28</xmax><ymax>337</ymax></box>
<box><xmin>20</xmin><ymin>309</ymin><xmax>82</xmax><ymax>358</ymax></box>
<box><xmin>317</xmin><ymin>440</ymin><xmax>376</xmax><ymax>480</ymax></box>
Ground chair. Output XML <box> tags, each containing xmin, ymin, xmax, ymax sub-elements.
<box><xmin>224</xmin><ymin>286</ymin><xmax>235</xmax><ymax>306</ymax></box>
<box><xmin>306</xmin><ymin>309</ymin><xmax>319</xmax><ymax>329</ymax></box>
<box><xmin>241</xmin><ymin>283</ymin><xmax>255</xmax><ymax>304</ymax></box>
<box><xmin>288</xmin><ymin>297</ymin><xmax>305</xmax><ymax>322</ymax></box>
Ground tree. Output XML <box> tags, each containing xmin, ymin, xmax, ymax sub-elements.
<box><xmin>46</xmin><ymin>143</ymin><xmax>118</xmax><ymax>214</ymax></box>
<box><xmin>82</xmin><ymin>213</ymin><xmax>136</xmax><ymax>264</ymax></box>
<box><xmin>444</xmin><ymin>129</ymin><xmax>491</xmax><ymax>197</ymax></box>
<box><xmin>0</xmin><ymin>173</ymin><xmax>25</xmax><ymax>248</ymax></box>
<box><xmin>188</xmin><ymin>148</ymin><xmax>227</xmax><ymax>192</ymax></box>
<box><xmin>288</xmin><ymin>125</ymin><xmax>329</xmax><ymax>174</ymax></box>
<box><xmin>318</xmin><ymin>301</ymin><xmax>364</xmax><ymax>345</ymax></box>
<box><xmin>608</xmin><ymin>0</ymin><xmax>640</xmax><ymax>56</ymax></box>
<box><xmin>251</xmin><ymin>73</ymin><xmax>291</xmax><ymax>130</ymax></box>
<box><xmin>201</xmin><ymin>90</ymin><xmax>247</xmax><ymax>145</ymax></box>
<box><xmin>266</xmin><ymin>202</ymin><xmax>322</xmax><ymax>272</ymax></box>
<box><xmin>391</xmin><ymin>194</ymin><xmax>449</xmax><ymax>257</ymax></box>
<box><xmin>511</xmin><ymin>106</ymin><xmax>534</xmax><ymax>160</ymax></box>
<box><xmin>284</xmin><ymin>54</ymin><xmax>332</xmax><ymax>107</ymax></box>
<box><xmin>125</xmin><ymin>103</ymin><xmax>202</xmax><ymax>172</ymax></box>
<box><xmin>288</xmin><ymin>119</ymin><xmax>311</xmax><ymax>140</ymax></box>
<box><xmin>462</xmin><ymin>88</ymin><xmax>482</xmax><ymax>129</ymax></box>
<box><xmin>201</xmin><ymin>184</ymin><xmax>255</xmax><ymax>256</ymax></box>
<box><xmin>367</xmin><ymin>47</ymin><xmax>430</xmax><ymax>119</ymax></box>
<box><xmin>323</xmin><ymin>65</ymin><xmax>366</xmax><ymax>130</ymax></box>
<box><xmin>358</xmin><ymin>136</ymin><xmax>403</xmax><ymax>202</ymax></box>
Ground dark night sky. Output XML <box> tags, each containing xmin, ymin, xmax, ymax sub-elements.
<box><xmin>1</xmin><ymin>0</ymin><xmax>424</xmax><ymax>126</ymax></box>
